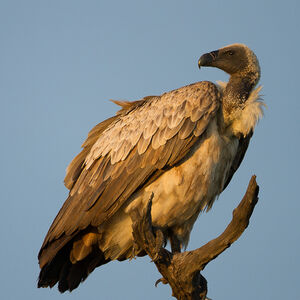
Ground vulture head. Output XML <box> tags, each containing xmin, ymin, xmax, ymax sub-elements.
<box><xmin>198</xmin><ymin>43</ymin><xmax>260</xmax><ymax>82</ymax></box>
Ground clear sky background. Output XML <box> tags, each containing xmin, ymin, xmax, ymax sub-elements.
<box><xmin>1</xmin><ymin>1</ymin><xmax>299</xmax><ymax>299</ymax></box>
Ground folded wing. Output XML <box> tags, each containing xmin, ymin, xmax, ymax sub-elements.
<box><xmin>38</xmin><ymin>81</ymin><xmax>221</xmax><ymax>268</ymax></box>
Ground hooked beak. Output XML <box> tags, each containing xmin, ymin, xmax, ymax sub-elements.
<box><xmin>198</xmin><ymin>50</ymin><xmax>219</xmax><ymax>69</ymax></box>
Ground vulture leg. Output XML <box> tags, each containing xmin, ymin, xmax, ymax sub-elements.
<box><xmin>152</xmin><ymin>227</ymin><xmax>166</xmax><ymax>261</ymax></box>
<box><xmin>130</xmin><ymin>195</ymin><xmax>167</xmax><ymax>261</ymax></box>
<box><xmin>169</xmin><ymin>232</ymin><xmax>181</xmax><ymax>254</ymax></box>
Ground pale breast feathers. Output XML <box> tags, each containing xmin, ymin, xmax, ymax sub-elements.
<box><xmin>44</xmin><ymin>81</ymin><xmax>221</xmax><ymax>247</ymax></box>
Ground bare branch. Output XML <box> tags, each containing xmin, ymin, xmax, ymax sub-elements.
<box><xmin>130</xmin><ymin>175</ymin><xmax>259</xmax><ymax>300</ymax></box>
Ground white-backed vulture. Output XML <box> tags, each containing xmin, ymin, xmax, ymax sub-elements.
<box><xmin>38</xmin><ymin>43</ymin><xmax>264</xmax><ymax>292</ymax></box>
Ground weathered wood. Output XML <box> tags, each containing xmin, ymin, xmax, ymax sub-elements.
<box><xmin>130</xmin><ymin>175</ymin><xmax>259</xmax><ymax>300</ymax></box>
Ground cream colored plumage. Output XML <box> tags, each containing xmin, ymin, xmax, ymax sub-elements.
<box><xmin>38</xmin><ymin>43</ymin><xmax>264</xmax><ymax>292</ymax></box>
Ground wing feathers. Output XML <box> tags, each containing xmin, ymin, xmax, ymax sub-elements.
<box><xmin>167</xmin><ymin>112</ymin><xmax>183</xmax><ymax>129</ymax></box>
<box><xmin>39</xmin><ymin>81</ymin><xmax>221</xmax><ymax>264</ymax></box>
<box><xmin>194</xmin><ymin>115</ymin><xmax>210</xmax><ymax>136</ymax></box>
<box><xmin>178</xmin><ymin>118</ymin><xmax>196</xmax><ymax>139</ymax></box>
<box><xmin>191</xmin><ymin>107</ymin><xmax>205</xmax><ymax>122</ymax></box>
<box><xmin>154</xmin><ymin>112</ymin><xmax>164</xmax><ymax>127</ymax></box>
<box><xmin>64</xmin><ymin>149</ymin><xmax>88</xmax><ymax>190</ymax></box>
<box><xmin>125</xmin><ymin>148</ymin><xmax>143</xmax><ymax>174</ymax></box>
<box><xmin>151</xmin><ymin>128</ymin><xmax>166</xmax><ymax>149</ymax></box>
<box><xmin>137</xmin><ymin>135</ymin><xmax>152</xmax><ymax>154</ymax></box>
<box><xmin>64</xmin><ymin>116</ymin><xmax>119</xmax><ymax>190</ymax></box>
<box><xmin>143</xmin><ymin>120</ymin><xmax>158</xmax><ymax>140</ymax></box>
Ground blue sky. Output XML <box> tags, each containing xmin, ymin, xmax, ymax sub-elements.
<box><xmin>1</xmin><ymin>1</ymin><xmax>299</xmax><ymax>299</ymax></box>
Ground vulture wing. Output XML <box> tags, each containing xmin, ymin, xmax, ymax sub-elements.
<box><xmin>38</xmin><ymin>81</ymin><xmax>220</xmax><ymax>268</ymax></box>
<box><xmin>223</xmin><ymin>132</ymin><xmax>252</xmax><ymax>190</ymax></box>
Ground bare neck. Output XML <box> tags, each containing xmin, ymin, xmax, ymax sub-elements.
<box><xmin>222</xmin><ymin>72</ymin><xmax>259</xmax><ymax>122</ymax></box>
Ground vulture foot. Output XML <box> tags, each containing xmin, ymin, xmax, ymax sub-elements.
<box><xmin>130</xmin><ymin>194</ymin><xmax>167</xmax><ymax>262</ymax></box>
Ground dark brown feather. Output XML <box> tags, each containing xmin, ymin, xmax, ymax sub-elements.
<box><xmin>222</xmin><ymin>132</ymin><xmax>253</xmax><ymax>190</ymax></box>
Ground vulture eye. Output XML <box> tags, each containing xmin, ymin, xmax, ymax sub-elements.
<box><xmin>226</xmin><ymin>50</ymin><xmax>234</xmax><ymax>56</ymax></box>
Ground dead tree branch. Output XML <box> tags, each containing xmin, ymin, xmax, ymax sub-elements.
<box><xmin>129</xmin><ymin>175</ymin><xmax>259</xmax><ymax>300</ymax></box>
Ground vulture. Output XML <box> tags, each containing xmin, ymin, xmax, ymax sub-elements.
<box><xmin>38</xmin><ymin>43</ymin><xmax>264</xmax><ymax>292</ymax></box>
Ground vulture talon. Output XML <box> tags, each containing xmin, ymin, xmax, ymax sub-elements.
<box><xmin>155</xmin><ymin>277</ymin><xmax>168</xmax><ymax>287</ymax></box>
